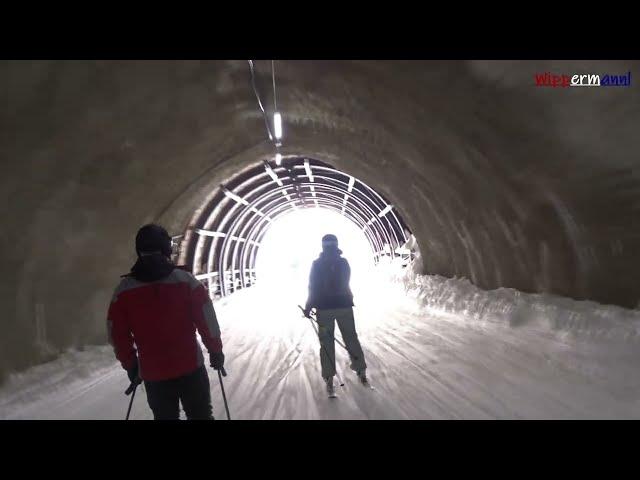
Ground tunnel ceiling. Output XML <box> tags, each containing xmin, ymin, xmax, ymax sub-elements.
<box><xmin>181</xmin><ymin>157</ymin><xmax>410</xmax><ymax>297</ymax></box>
<box><xmin>2</xmin><ymin>59</ymin><xmax>640</xmax><ymax>379</ymax></box>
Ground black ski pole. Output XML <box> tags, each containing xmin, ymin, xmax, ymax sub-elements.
<box><xmin>313</xmin><ymin>313</ymin><xmax>349</xmax><ymax>351</ymax></box>
<box><xmin>301</xmin><ymin>306</ymin><xmax>362</xmax><ymax>365</ymax></box>
<box><xmin>299</xmin><ymin>305</ymin><xmax>345</xmax><ymax>387</ymax></box>
<box><xmin>217</xmin><ymin>366</ymin><xmax>231</xmax><ymax>420</ymax></box>
<box><xmin>299</xmin><ymin>306</ymin><xmax>349</xmax><ymax>351</ymax></box>
<box><xmin>124</xmin><ymin>382</ymin><xmax>138</xmax><ymax>420</ymax></box>
<box><xmin>313</xmin><ymin>318</ymin><xmax>345</xmax><ymax>387</ymax></box>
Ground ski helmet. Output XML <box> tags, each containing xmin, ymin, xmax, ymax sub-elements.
<box><xmin>135</xmin><ymin>224</ymin><xmax>172</xmax><ymax>257</ymax></box>
<box><xmin>322</xmin><ymin>234</ymin><xmax>338</xmax><ymax>249</ymax></box>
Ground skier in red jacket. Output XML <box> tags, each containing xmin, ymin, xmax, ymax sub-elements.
<box><xmin>107</xmin><ymin>224</ymin><xmax>224</xmax><ymax>420</ymax></box>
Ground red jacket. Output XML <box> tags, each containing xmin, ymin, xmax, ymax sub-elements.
<box><xmin>107</xmin><ymin>268</ymin><xmax>222</xmax><ymax>382</ymax></box>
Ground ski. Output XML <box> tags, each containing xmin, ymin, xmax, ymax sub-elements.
<box><xmin>358</xmin><ymin>376</ymin><xmax>376</xmax><ymax>390</ymax></box>
<box><xmin>326</xmin><ymin>382</ymin><xmax>337</xmax><ymax>398</ymax></box>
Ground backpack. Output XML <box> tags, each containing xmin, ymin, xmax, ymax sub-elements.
<box><xmin>319</xmin><ymin>256</ymin><xmax>346</xmax><ymax>296</ymax></box>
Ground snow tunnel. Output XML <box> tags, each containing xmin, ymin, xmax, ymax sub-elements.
<box><xmin>179</xmin><ymin>157</ymin><xmax>412</xmax><ymax>299</ymax></box>
<box><xmin>2</xmin><ymin>59</ymin><xmax>640</xmax><ymax>391</ymax></box>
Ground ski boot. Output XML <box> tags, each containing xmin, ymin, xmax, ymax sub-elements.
<box><xmin>357</xmin><ymin>370</ymin><xmax>371</xmax><ymax>388</ymax></box>
<box><xmin>325</xmin><ymin>377</ymin><xmax>337</xmax><ymax>398</ymax></box>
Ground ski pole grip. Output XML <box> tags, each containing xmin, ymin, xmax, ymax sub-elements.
<box><xmin>220</xmin><ymin>366</ymin><xmax>227</xmax><ymax>377</ymax></box>
<box><xmin>125</xmin><ymin>383</ymin><xmax>136</xmax><ymax>396</ymax></box>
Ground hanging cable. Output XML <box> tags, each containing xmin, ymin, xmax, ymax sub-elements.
<box><xmin>272</xmin><ymin>60</ymin><xmax>277</xmax><ymax>112</ymax></box>
<box><xmin>248</xmin><ymin>60</ymin><xmax>274</xmax><ymax>141</ymax></box>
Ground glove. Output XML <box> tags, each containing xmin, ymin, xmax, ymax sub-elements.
<box><xmin>127</xmin><ymin>363</ymin><xmax>141</xmax><ymax>385</ymax></box>
<box><xmin>210</xmin><ymin>351</ymin><xmax>225</xmax><ymax>370</ymax></box>
<box><xmin>303</xmin><ymin>308</ymin><xmax>311</xmax><ymax>318</ymax></box>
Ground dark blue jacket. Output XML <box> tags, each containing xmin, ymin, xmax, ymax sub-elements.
<box><xmin>304</xmin><ymin>249</ymin><xmax>354</xmax><ymax>310</ymax></box>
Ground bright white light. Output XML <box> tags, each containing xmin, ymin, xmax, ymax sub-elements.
<box><xmin>223</xmin><ymin>189</ymin><xmax>249</xmax><ymax>206</ymax></box>
<box><xmin>304</xmin><ymin>159</ymin><xmax>314</xmax><ymax>182</ymax></box>
<box><xmin>195</xmin><ymin>229</ymin><xmax>226</xmax><ymax>238</ymax></box>
<box><xmin>275</xmin><ymin>153</ymin><xmax>282</xmax><ymax>166</ymax></box>
<box><xmin>255</xmin><ymin>208</ymin><xmax>375</xmax><ymax>302</ymax></box>
<box><xmin>378</xmin><ymin>204</ymin><xmax>393</xmax><ymax>217</ymax></box>
<box><xmin>274</xmin><ymin>112</ymin><xmax>283</xmax><ymax>140</ymax></box>
<box><xmin>264</xmin><ymin>162</ymin><xmax>283</xmax><ymax>186</ymax></box>
<box><xmin>249</xmin><ymin>206</ymin><xmax>265</xmax><ymax>216</ymax></box>
<box><xmin>347</xmin><ymin>177</ymin><xmax>355</xmax><ymax>192</ymax></box>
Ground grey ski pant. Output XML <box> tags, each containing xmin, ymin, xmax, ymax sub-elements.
<box><xmin>316</xmin><ymin>307</ymin><xmax>367</xmax><ymax>379</ymax></box>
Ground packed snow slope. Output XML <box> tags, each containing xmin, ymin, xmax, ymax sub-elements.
<box><xmin>2</xmin><ymin>263</ymin><xmax>640</xmax><ymax>420</ymax></box>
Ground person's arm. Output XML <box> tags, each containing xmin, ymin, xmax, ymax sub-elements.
<box><xmin>343</xmin><ymin>259</ymin><xmax>351</xmax><ymax>286</ymax></box>
<box><xmin>107</xmin><ymin>287</ymin><xmax>138</xmax><ymax>380</ymax></box>
<box><xmin>188</xmin><ymin>274</ymin><xmax>224</xmax><ymax>368</ymax></box>
<box><xmin>343</xmin><ymin>259</ymin><xmax>354</xmax><ymax>298</ymax></box>
<box><xmin>304</xmin><ymin>261</ymin><xmax>318</xmax><ymax>315</ymax></box>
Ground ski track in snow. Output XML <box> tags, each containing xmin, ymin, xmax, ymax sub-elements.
<box><xmin>2</xmin><ymin>269</ymin><xmax>640</xmax><ymax>420</ymax></box>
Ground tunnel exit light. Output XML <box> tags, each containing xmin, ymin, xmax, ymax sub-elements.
<box><xmin>274</xmin><ymin>112</ymin><xmax>283</xmax><ymax>140</ymax></box>
<box><xmin>254</xmin><ymin>208</ymin><xmax>375</xmax><ymax>298</ymax></box>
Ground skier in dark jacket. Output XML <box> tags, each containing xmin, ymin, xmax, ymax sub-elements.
<box><xmin>107</xmin><ymin>224</ymin><xmax>225</xmax><ymax>420</ymax></box>
<box><xmin>303</xmin><ymin>234</ymin><xmax>368</xmax><ymax>395</ymax></box>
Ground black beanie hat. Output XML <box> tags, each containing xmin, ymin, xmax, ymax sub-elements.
<box><xmin>135</xmin><ymin>224</ymin><xmax>172</xmax><ymax>258</ymax></box>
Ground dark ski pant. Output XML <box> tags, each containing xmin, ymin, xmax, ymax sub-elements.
<box><xmin>316</xmin><ymin>307</ymin><xmax>367</xmax><ymax>379</ymax></box>
<box><xmin>144</xmin><ymin>365</ymin><xmax>214</xmax><ymax>420</ymax></box>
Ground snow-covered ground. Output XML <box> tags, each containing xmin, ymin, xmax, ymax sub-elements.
<box><xmin>2</xmin><ymin>263</ymin><xmax>640</xmax><ymax>420</ymax></box>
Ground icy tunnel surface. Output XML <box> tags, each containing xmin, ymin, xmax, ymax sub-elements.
<box><xmin>2</xmin><ymin>263</ymin><xmax>640</xmax><ymax>420</ymax></box>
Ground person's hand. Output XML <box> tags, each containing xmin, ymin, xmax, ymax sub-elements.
<box><xmin>303</xmin><ymin>308</ymin><xmax>311</xmax><ymax>318</ymax></box>
<box><xmin>210</xmin><ymin>351</ymin><xmax>225</xmax><ymax>370</ymax></box>
<box><xmin>127</xmin><ymin>363</ymin><xmax>141</xmax><ymax>385</ymax></box>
